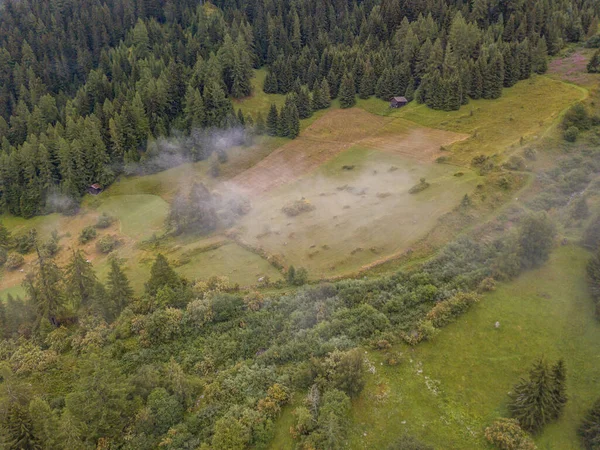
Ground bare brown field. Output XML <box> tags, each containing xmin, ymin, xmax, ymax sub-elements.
<box><xmin>228</xmin><ymin>109</ymin><xmax>467</xmax><ymax>195</ymax></box>
<box><xmin>360</xmin><ymin>117</ymin><xmax>468</xmax><ymax>162</ymax></box>
<box><xmin>229</xmin><ymin>109</ymin><xmax>390</xmax><ymax>195</ymax></box>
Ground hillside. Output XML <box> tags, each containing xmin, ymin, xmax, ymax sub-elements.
<box><xmin>2</xmin><ymin>1</ymin><xmax>600</xmax><ymax>449</ymax></box>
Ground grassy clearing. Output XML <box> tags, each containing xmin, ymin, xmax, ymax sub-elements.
<box><xmin>358</xmin><ymin>75</ymin><xmax>585</xmax><ymax>164</ymax></box>
<box><xmin>341</xmin><ymin>245</ymin><xmax>598</xmax><ymax>449</ymax></box>
<box><xmin>233</xmin><ymin>69</ymin><xmax>286</xmax><ymax>119</ymax></box>
<box><xmin>96</xmin><ymin>195</ymin><xmax>169</xmax><ymax>241</ymax></box>
<box><xmin>173</xmin><ymin>241</ymin><xmax>282</xmax><ymax>285</ymax></box>
<box><xmin>235</xmin><ymin>146</ymin><xmax>479</xmax><ymax>278</ymax></box>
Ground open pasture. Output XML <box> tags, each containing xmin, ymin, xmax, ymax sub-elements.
<box><xmin>234</xmin><ymin>146</ymin><xmax>479</xmax><ymax>278</ymax></box>
<box><xmin>346</xmin><ymin>246</ymin><xmax>600</xmax><ymax>449</ymax></box>
<box><xmin>228</xmin><ymin>108</ymin><xmax>467</xmax><ymax>196</ymax></box>
<box><xmin>359</xmin><ymin>75</ymin><xmax>585</xmax><ymax>164</ymax></box>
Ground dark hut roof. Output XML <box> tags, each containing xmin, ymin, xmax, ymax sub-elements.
<box><xmin>392</xmin><ymin>96</ymin><xmax>408</xmax><ymax>103</ymax></box>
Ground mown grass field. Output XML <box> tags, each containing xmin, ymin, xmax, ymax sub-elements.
<box><xmin>358</xmin><ymin>75</ymin><xmax>585</xmax><ymax>164</ymax></box>
<box><xmin>270</xmin><ymin>245</ymin><xmax>599</xmax><ymax>449</ymax></box>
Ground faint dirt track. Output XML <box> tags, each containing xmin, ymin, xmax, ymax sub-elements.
<box><xmin>228</xmin><ymin>108</ymin><xmax>467</xmax><ymax>196</ymax></box>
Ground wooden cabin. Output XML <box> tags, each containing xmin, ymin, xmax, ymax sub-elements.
<box><xmin>87</xmin><ymin>183</ymin><xmax>103</xmax><ymax>195</ymax></box>
<box><xmin>390</xmin><ymin>96</ymin><xmax>408</xmax><ymax>108</ymax></box>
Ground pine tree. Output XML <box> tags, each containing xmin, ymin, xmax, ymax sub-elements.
<box><xmin>587</xmin><ymin>249</ymin><xmax>600</xmax><ymax>314</ymax></box>
<box><xmin>145</xmin><ymin>254</ymin><xmax>180</xmax><ymax>297</ymax></box>
<box><xmin>65</xmin><ymin>250</ymin><xmax>98</xmax><ymax>311</ymax></box>
<box><xmin>359</xmin><ymin>63</ymin><xmax>376</xmax><ymax>99</ymax></box>
<box><xmin>106</xmin><ymin>257</ymin><xmax>133</xmax><ymax>318</ymax></box>
<box><xmin>4</xmin><ymin>402</ymin><xmax>41</xmax><ymax>450</ymax></box>
<box><xmin>550</xmin><ymin>359</ymin><xmax>567</xmax><ymax>419</ymax></box>
<box><xmin>339</xmin><ymin>73</ymin><xmax>356</xmax><ymax>109</ymax></box>
<box><xmin>287</xmin><ymin>102</ymin><xmax>300</xmax><ymax>138</ymax></box>
<box><xmin>320</xmin><ymin>78</ymin><xmax>331</xmax><ymax>108</ymax></box>
<box><xmin>588</xmin><ymin>49</ymin><xmax>600</xmax><ymax>74</ymax></box>
<box><xmin>296</xmin><ymin>88</ymin><xmax>312</xmax><ymax>119</ymax></box>
<box><xmin>267</xmin><ymin>104</ymin><xmax>279</xmax><ymax>136</ymax></box>
<box><xmin>579</xmin><ymin>399</ymin><xmax>600</xmax><ymax>449</ymax></box>
<box><xmin>0</xmin><ymin>221</ymin><xmax>12</xmax><ymax>248</ymax></box>
<box><xmin>255</xmin><ymin>112</ymin><xmax>266</xmax><ymax>135</ymax></box>
<box><xmin>508</xmin><ymin>359</ymin><xmax>560</xmax><ymax>432</ymax></box>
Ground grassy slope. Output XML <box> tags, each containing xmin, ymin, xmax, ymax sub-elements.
<box><xmin>237</xmin><ymin>146</ymin><xmax>479</xmax><ymax>278</ymax></box>
<box><xmin>272</xmin><ymin>246</ymin><xmax>598</xmax><ymax>449</ymax></box>
<box><xmin>347</xmin><ymin>245</ymin><xmax>597</xmax><ymax>449</ymax></box>
<box><xmin>358</xmin><ymin>75</ymin><xmax>585</xmax><ymax>165</ymax></box>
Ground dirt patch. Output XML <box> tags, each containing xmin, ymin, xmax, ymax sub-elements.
<box><xmin>228</xmin><ymin>109</ymin><xmax>466</xmax><ymax>196</ymax></box>
<box><xmin>360</xmin><ymin>119</ymin><xmax>468</xmax><ymax>162</ymax></box>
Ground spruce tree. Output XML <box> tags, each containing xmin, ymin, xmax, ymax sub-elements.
<box><xmin>65</xmin><ymin>250</ymin><xmax>98</xmax><ymax>311</ymax></box>
<box><xmin>550</xmin><ymin>359</ymin><xmax>567</xmax><ymax>419</ymax></box>
<box><xmin>359</xmin><ymin>63</ymin><xmax>376</xmax><ymax>99</ymax></box>
<box><xmin>267</xmin><ymin>104</ymin><xmax>279</xmax><ymax>136</ymax></box>
<box><xmin>255</xmin><ymin>112</ymin><xmax>266</xmax><ymax>135</ymax></box>
<box><xmin>579</xmin><ymin>399</ymin><xmax>600</xmax><ymax>449</ymax></box>
<box><xmin>320</xmin><ymin>78</ymin><xmax>332</xmax><ymax>108</ymax></box>
<box><xmin>145</xmin><ymin>254</ymin><xmax>180</xmax><ymax>297</ymax></box>
<box><xmin>508</xmin><ymin>359</ymin><xmax>560</xmax><ymax>432</ymax></box>
<box><xmin>588</xmin><ymin>49</ymin><xmax>600</xmax><ymax>74</ymax></box>
<box><xmin>339</xmin><ymin>73</ymin><xmax>356</xmax><ymax>109</ymax></box>
<box><xmin>0</xmin><ymin>221</ymin><xmax>11</xmax><ymax>248</ymax></box>
<box><xmin>587</xmin><ymin>249</ymin><xmax>600</xmax><ymax>314</ymax></box>
<box><xmin>106</xmin><ymin>256</ymin><xmax>133</xmax><ymax>318</ymax></box>
<box><xmin>4</xmin><ymin>402</ymin><xmax>41</xmax><ymax>450</ymax></box>
<box><xmin>296</xmin><ymin>88</ymin><xmax>312</xmax><ymax>119</ymax></box>
<box><xmin>287</xmin><ymin>102</ymin><xmax>300</xmax><ymax>138</ymax></box>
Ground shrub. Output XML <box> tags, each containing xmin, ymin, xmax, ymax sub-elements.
<box><xmin>282</xmin><ymin>199</ymin><xmax>316</xmax><ymax>217</ymax></box>
<box><xmin>95</xmin><ymin>235</ymin><xmax>120</xmax><ymax>253</ymax></box>
<box><xmin>563</xmin><ymin>104</ymin><xmax>590</xmax><ymax>130</ymax></box>
<box><xmin>425</xmin><ymin>292</ymin><xmax>480</xmax><ymax>328</ymax></box>
<box><xmin>408</xmin><ymin>178</ymin><xmax>430</xmax><ymax>194</ymax></box>
<box><xmin>504</xmin><ymin>156</ymin><xmax>526</xmax><ymax>171</ymax></box>
<box><xmin>95</xmin><ymin>213</ymin><xmax>115</xmax><ymax>229</ymax></box>
<box><xmin>79</xmin><ymin>226</ymin><xmax>98</xmax><ymax>244</ymax></box>
<box><xmin>484</xmin><ymin>418</ymin><xmax>536</xmax><ymax>450</ymax></box>
<box><xmin>6</xmin><ymin>253</ymin><xmax>25</xmax><ymax>270</ymax></box>
<box><xmin>585</xmin><ymin>35</ymin><xmax>600</xmax><ymax>48</ymax></box>
<box><xmin>14</xmin><ymin>233</ymin><xmax>36</xmax><ymax>254</ymax></box>
<box><xmin>523</xmin><ymin>148</ymin><xmax>537</xmax><ymax>160</ymax></box>
<box><xmin>518</xmin><ymin>212</ymin><xmax>556</xmax><ymax>269</ymax></box>
<box><xmin>564</xmin><ymin>126</ymin><xmax>580</xmax><ymax>142</ymax></box>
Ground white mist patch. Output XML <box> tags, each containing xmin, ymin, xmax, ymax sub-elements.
<box><xmin>234</xmin><ymin>148</ymin><xmax>478</xmax><ymax>277</ymax></box>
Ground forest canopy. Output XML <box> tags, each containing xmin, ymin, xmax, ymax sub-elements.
<box><xmin>0</xmin><ymin>0</ymin><xmax>597</xmax><ymax>217</ymax></box>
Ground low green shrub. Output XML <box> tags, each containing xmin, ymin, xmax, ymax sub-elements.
<box><xmin>95</xmin><ymin>212</ymin><xmax>115</xmax><ymax>229</ymax></box>
<box><xmin>408</xmin><ymin>178</ymin><xmax>430</xmax><ymax>194</ymax></box>
<box><xmin>95</xmin><ymin>235</ymin><xmax>120</xmax><ymax>253</ymax></box>
<box><xmin>6</xmin><ymin>253</ymin><xmax>25</xmax><ymax>270</ymax></box>
<box><xmin>79</xmin><ymin>226</ymin><xmax>98</xmax><ymax>244</ymax></box>
<box><xmin>564</xmin><ymin>126</ymin><xmax>580</xmax><ymax>143</ymax></box>
<box><xmin>484</xmin><ymin>418</ymin><xmax>536</xmax><ymax>450</ymax></box>
<box><xmin>425</xmin><ymin>292</ymin><xmax>480</xmax><ymax>328</ymax></box>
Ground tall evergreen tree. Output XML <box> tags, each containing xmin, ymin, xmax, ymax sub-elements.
<box><xmin>145</xmin><ymin>254</ymin><xmax>180</xmax><ymax>297</ymax></box>
<box><xmin>106</xmin><ymin>257</ymin><xmax>133</xmax><ymax>318</ymax></box>
<box><xmin>339</xmin><ymin>73</ymin><xmax>356</xmax><ymax>109</ymax></box>
<box><xmin>267</xmin><ymin>104</ymin><xmax>279</xmax><ymax>136</ymax></box>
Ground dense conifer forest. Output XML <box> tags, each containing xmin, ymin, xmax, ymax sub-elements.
<box><xmin>0</xmin><ymin>0</ymin><xmax>598</xmax><ymax>217</ymax></box>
